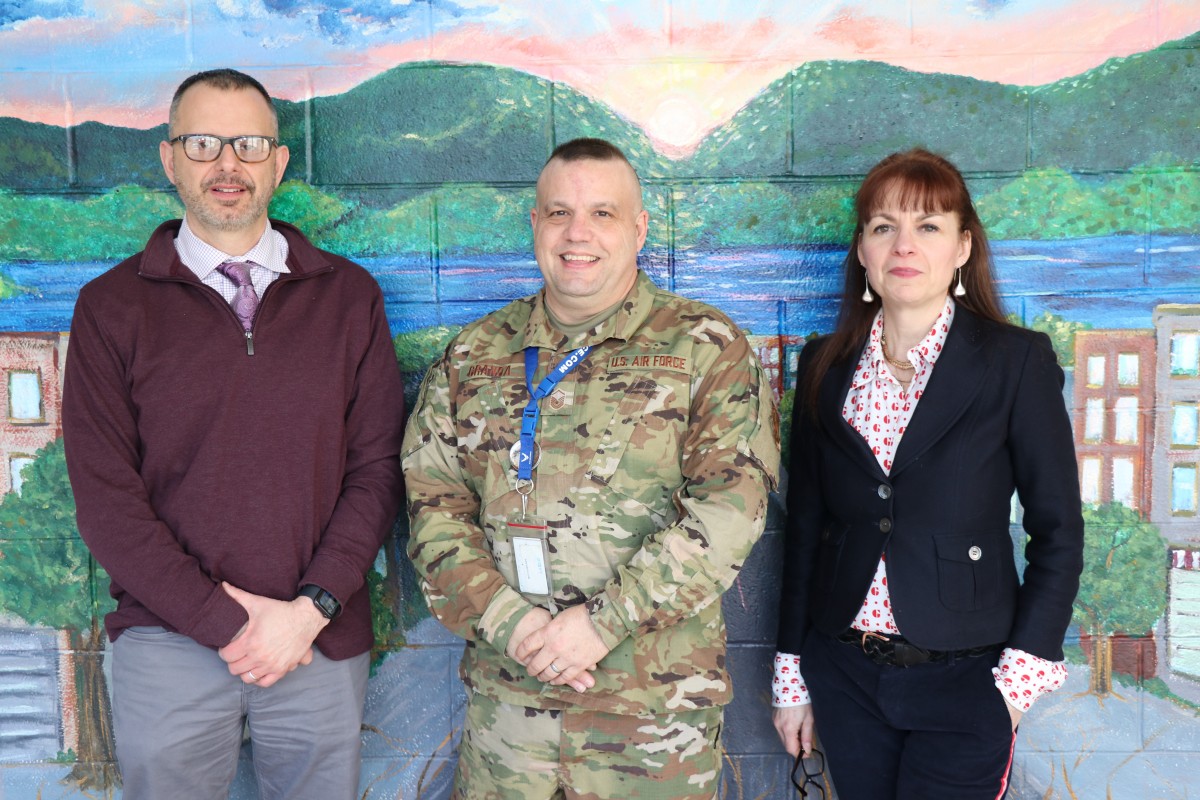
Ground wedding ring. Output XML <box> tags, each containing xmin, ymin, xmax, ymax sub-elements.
<box><xmin>550</xmin><ymin>662</ymin><xmax>563</xmax><ymax>674</ymax></box>
<box><xmin>246</xmin><ymin>670</ymin><xmax>257</xmax><ymax>682</ymax></box>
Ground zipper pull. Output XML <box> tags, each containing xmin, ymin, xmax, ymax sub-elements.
<box><xmin>245</xmin><ymin>330</ymin><xmax>255</xmax><ymax>356</ymax></box>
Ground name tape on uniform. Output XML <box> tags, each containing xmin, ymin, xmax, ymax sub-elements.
<box><xmin>463</xmin><ymin>363</ymin><xmax>513</xmax><ymax>379</ymax></box>
<box><xmin>608</xmin><ymin>354</ymin><xmax>690</xmax><ymax>373</ymax></box>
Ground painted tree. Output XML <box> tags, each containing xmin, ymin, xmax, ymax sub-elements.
<box><xmin>1072</xmin><ymin>502</ymin><xmax>1166</xmax><ymax>695</ymax></box>
<box><xmin>0</xmin><ymin>186</ymin><xmax>181</xmax><ymax>262</ymax></box>
<box><xmin>267</xmin><ymin>179</ymin><xmax>352</xmax><ymax>243</ymax></box>
<box><xmin>0</xmin><ymin>438</ymin><xmax>117</xmax><ymax>790</ymax></box>
<box><xmin>976</xmin><ymin>167</ymin><xmax>1117</xmax><ymax>239</ymax></box>
<box><xmin>393</xmin><ymin>325</ymin><xmax>458</xmax><ymax>377</ymax></box>
<box><xmin>1006</xmin><ymin>311</ymin><xmax>1091</xmax><ymax>369</ymax></box>
<box><xmin>1028</xmin><ymin>311</ymin><xmax>1091</xmax><ymax>368</ymax></box>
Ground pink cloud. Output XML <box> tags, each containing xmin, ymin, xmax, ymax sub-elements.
<box><xmin>1</xmin><ymin>2</ymin><xmax>1197</xmax><ymax>156</ymax></box>
<box><xmin>818</xmin><ymin>12</ymin><xmax>894</xmax><ymax>53</ymax></box>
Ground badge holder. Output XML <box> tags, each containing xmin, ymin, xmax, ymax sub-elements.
<box><xmin>508</xmin><ymin>476</ymin><xmax>552</xmax><ymax>601</ymax></box>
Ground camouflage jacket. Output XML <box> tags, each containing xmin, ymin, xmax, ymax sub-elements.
<box><xmin>403</xmin><ymin>271</ymin><xmax>780</xmax><ymax>714</ymax></box>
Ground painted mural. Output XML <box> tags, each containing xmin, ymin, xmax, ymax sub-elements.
<box><xmin>0</xmin><ymin>1</ymin><xmax>1198</xmax><ymax>797</ymax></box>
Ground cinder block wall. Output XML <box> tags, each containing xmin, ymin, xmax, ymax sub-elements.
<box><xmin>0</xmin><ymin>4</ymin><xmax>1197</xmax><ymax>798</ymax></box>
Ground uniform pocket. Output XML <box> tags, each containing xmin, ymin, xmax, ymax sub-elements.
<box><xmin>584</xmin><ymin>375</ymin><xmax>684</xmax><ymax>512</ymax></box>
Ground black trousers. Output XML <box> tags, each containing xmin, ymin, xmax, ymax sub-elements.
<box><xmin>802</xmin><ymin>630</ymin><xmax>1017</xmax><ymax>800</ymax></box>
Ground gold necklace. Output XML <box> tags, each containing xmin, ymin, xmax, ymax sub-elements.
<box><xmin>880</xmin><ymin>329</ymin><xmax>914</xmax><ymax>370</ymax></box>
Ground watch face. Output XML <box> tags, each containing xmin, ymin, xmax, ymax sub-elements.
<box><xmin>314</xmin><ymin>595</ymin><xmax>335</xmax><ymax>616</ymax></box>
<box><xmin>302</xmin><ymin>586</ymin><xmax>339</xmax><ymax>619</ymax></box>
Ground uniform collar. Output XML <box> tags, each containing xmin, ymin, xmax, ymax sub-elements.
<box><xmin>514</xmin><ymin>270</ymin><xmax>657</xmax><ymax>353</ymax></box>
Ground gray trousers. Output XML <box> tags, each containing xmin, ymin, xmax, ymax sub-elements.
<box><xmin>112</xmin><ymin>626</ymin><xmax>369</xmax><ymax>800</ymax></box>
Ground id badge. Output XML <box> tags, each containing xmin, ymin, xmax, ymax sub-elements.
<box><xmin>506</xmin><ymin>514</ymin><xmax>553</xmax><ymax>599</ymax></box>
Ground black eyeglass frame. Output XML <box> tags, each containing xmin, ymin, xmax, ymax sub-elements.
<box><xmin>168</xmin><ymin>134</ymin><xmax>280</xmax><ymax>163</ymax></box>
<box><xmin>790</xmin><ymin>748</ymin><xmax>826</xmax><ymax>799</ymax></box>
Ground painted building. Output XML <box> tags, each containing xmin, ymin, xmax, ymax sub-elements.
<box><xmin>1151</xmin><ymin>305</ymin><xmax>1200</xmax><ymax>547</ymax></box>
<box><xmin>0</xmin><ymin>333</ymin><xmax>67</xmax><ymax>495</ymax></box>
<box><xmin>1073</xmin><ymin>329</ymin><xmax>1157</xmax><ymax>511</ymax></box>
<box><xmin>1153</xmin><ymin>306</ymin><xmax>1200</xmax><ymax>687</ymax></box>
<box><xmin>749</xmin><ymin>333</ymin><xmax>805</xmax><ymax>398</ymax></box>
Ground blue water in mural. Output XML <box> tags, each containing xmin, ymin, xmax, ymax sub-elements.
<box><xmin>1</xmin><ymin>235</ymin><xmax>1196</xmax><ymax>336</ymax></box>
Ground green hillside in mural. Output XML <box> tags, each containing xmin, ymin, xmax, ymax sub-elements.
<box><xmin>0</xmin><ymin>103</ymin><xmax>309</xmax><ymax>191</ymax></box>
<box><xmin>0</xmin><ymin>31</ymin><xmax>1196</xmax><ymax>263</ymax></box>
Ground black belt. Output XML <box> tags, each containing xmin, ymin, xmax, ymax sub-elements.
<box><xmin>836</xmin><ymin>629</ymin><xmax>999</xmax><ymax>668</ymax></box>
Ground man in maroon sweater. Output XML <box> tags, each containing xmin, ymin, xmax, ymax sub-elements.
<box><xmin>61</xmin><ymin>69</ymin><xmax>405</xmax><ymax>799</ymax></box>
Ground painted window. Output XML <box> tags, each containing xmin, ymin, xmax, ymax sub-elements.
<box><xmin>1112</xmin><ymin>457</ymin><xmax>1135</xmax><ymax>507</ymax></box>
<box><xmin>1172</xmin><ymin>465</ymin><xmax>1198</xmax><ymax>514</ymax></box>
<box><xmin>1117</xmin><ymin>353</ymin><xmax>1139</xmax><ymax>386</ymax></box>
<box><xmin>1173</xmin><ymin>403</ymin><xmax>1199</xmax><ymax>447</ymax></box>
<box><xmin>8</xmin><ymin>455</ymin><xmax>34</xmax><ymax>496</ymax></box>
<box><xmin>1114</xmin><ymin>396</ymin><xmax>1139</xmax><ymax>444</ymax></box>
<box><xmin>1085</xmin><ymin>397</ymin><xmax>1105</xmax><ymax>442</ymax></box>
<box><xmin>1171</xmin><ymin>333</ymin><xmax>1200</xmax><ymax>377</ymax></box>
<box><xmin>8</xmin><ymin>371</ymin><xmax>42</xmax><ymax>422</ymax></box>
<box><xmin>1086</xmin><ymin>355</ymin><xmax>1105</xmax><ymax>387</ymax></box>
<box><xmin>1081</xmin><ymin>457</ymin><xmax>1102</xmax><ymax>505</ymax></box>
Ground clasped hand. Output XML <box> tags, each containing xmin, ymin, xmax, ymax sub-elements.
<box><xmin>217</xmin><ymin>582</ymin><xmax>329</xmax><ymax>688</ymax></box>
<box><xmin>509</xmin><ymin>605</ymin><xmax>609</xmax><ymax>693</ymax></box>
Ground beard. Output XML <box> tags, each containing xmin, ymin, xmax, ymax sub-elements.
<box><xmin>175</xmin><ymin>172</ymin><xmax>275</xmax><ymax>233</ymax></box>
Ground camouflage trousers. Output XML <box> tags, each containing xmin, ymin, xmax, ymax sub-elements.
<box><xmin>453</xmin><ymin>692</ymin><xmax>724</xmax><ymax>800</ymax></box>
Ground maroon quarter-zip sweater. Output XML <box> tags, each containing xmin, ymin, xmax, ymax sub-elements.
<box><xmin>63</xmin><ymin>219</ymin><xmax>405</xmax><ymax>659</ymax></box>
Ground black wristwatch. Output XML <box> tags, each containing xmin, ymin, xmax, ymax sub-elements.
<box><xmin>298</xmin><ymin>584</ymin><xmax>341</xmax><ymax>620</ymax></box>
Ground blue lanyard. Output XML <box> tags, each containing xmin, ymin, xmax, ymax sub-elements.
<box><xmin>518</xmin><ymin>345</ymin><xmax>591</xmax><ymax>482</ymax></box>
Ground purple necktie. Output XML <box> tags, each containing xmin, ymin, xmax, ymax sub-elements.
<box><xmin>217</xmin><ymin>261</ymin><xmax>260</xmax><ymax>332</ymax></box>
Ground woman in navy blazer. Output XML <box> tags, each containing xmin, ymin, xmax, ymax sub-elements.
<box><xmin>772</xmin><ymin>150</ymin><xmax>1084</xmax><ymax>800</ymax></box>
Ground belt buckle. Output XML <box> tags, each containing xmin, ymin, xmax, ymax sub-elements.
<box><xmin>859</xmin><ymin>631</ymin><xmax>889</xmax><ymax>662</ymax></box>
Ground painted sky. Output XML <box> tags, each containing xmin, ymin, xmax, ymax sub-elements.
<box><xmin>1</xmin><ymin>0</ymin><xmax>1198</xmax><ymax>155</ymax></box>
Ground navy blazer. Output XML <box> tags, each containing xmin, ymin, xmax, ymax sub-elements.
<box><xmin>777</xmin><ymin>306</ymin><xmax>1084</xmax><ymax>661</ymax></box>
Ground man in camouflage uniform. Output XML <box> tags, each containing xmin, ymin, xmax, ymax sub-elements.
<box><xmin>403</xmin><ymin>138</ymin><xmax>780</xmax><ymax>799</ymax></box>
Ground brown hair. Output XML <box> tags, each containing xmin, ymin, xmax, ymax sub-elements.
<box><xmin>169</xmin><ymin>69</ymin><xmax>277</xmax><ymax>135</ymax></box>
<box><xmin>800</xmin><ymin>148</ymin><xmax>1008</xmax><ymax>414</ymax></box>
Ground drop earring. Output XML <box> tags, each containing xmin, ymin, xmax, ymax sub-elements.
<box><xmin>861</xmin><ymin>271</ymin><xmax>874</xmax><ymax>303</ymax></box>
<box><xmin>954</xmin><ymin>266</ymin><xmax>966</xmax><ymax>297</ymax></box>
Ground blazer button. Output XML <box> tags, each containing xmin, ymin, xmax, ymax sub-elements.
<box><xmin>969</xmin><ymin>545</ymin><xmax>982</xmax><ymax>561</ymax></box>
<box><xmin>877</xmin><ymin>484</ymin><xmax>892</xmax><ymax>499</ymax></box>
<box><xmin>879</xmin><ymin>518</ymin><xmax>892</xmax><ymax>533</ymax></box>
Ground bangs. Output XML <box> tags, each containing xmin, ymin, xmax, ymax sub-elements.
<box><xmin>869</xmin><ymin>178</ymin><xmax>960</xmax><ymax>217</ymax></box>
<box><xmin>855</xmin><ymin>153</ymin><xmax>969</xmax><ymax>224</ymax></box>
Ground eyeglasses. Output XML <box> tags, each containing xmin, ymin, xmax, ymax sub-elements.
<box><xmin>169</xmin><ymin>134</ymin><xmax>279</xmax><ymax>163</ymax></box>
<box><xmin>791</xmin><ymin>748</ymin><xmax>827</xmax><ymax>799</ymax></box>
